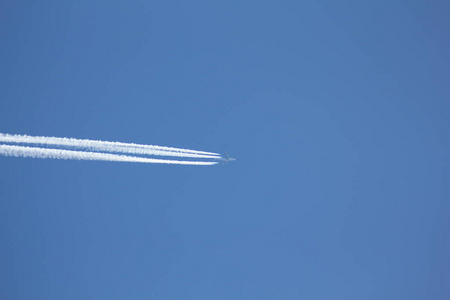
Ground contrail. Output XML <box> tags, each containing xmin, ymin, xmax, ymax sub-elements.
<box><xmin>0</xmin><ymin>144</ymin><xmax>218</xmax><ymax>165</ymax></box>
<box><xmin>0</xmin><ymin>133</ymin><xmax>220</xmax><ymax>159</ymax></box>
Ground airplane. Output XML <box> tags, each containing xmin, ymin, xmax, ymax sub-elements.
<box><xmin>215</xmin><ymin>154</ymin><xmax>236</xmax><ymax>163</ymax></box>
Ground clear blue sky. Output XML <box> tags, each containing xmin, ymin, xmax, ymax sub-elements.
<box><xmin>1</xmin><ymin>1</ymin><xmax>449</xmax><ymax>299</ymax></box>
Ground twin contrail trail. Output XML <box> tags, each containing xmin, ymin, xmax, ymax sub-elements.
<box><xmin>0</xmin><ymin>133</ymin><xmax>221</xmax><ymax>166</ymax></box>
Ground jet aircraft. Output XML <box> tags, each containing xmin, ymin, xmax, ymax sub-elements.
<box><xmin>215</xmin><ymin>154</ymin><xmax>236</xmax><ymax>163</ymax></box>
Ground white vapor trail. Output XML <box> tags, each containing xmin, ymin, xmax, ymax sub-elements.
<box><xmin>0</xmin><ymin>144</ymin><xmax>218</xmax><ymax>165</ymax></box>
<box><xmin>0</xmin><ymin>133</ymin><xmax>220</xmax><ymax>159</ymax></box>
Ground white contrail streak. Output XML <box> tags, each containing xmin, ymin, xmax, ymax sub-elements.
<box><xmin>0</xmin><ymin>133</ymin><xmax>221</xmax><ymax>159</ymax></box>
<box><xmin>0</xmin><ymin>144</ymin><xmax>218</xmax><ymax>165</ymax></box>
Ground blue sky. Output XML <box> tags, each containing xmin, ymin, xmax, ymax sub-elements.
<box><xmin>1</xmin><ymin>1</ymin><xmax>449</xmax><ymax>299</ymax></box>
